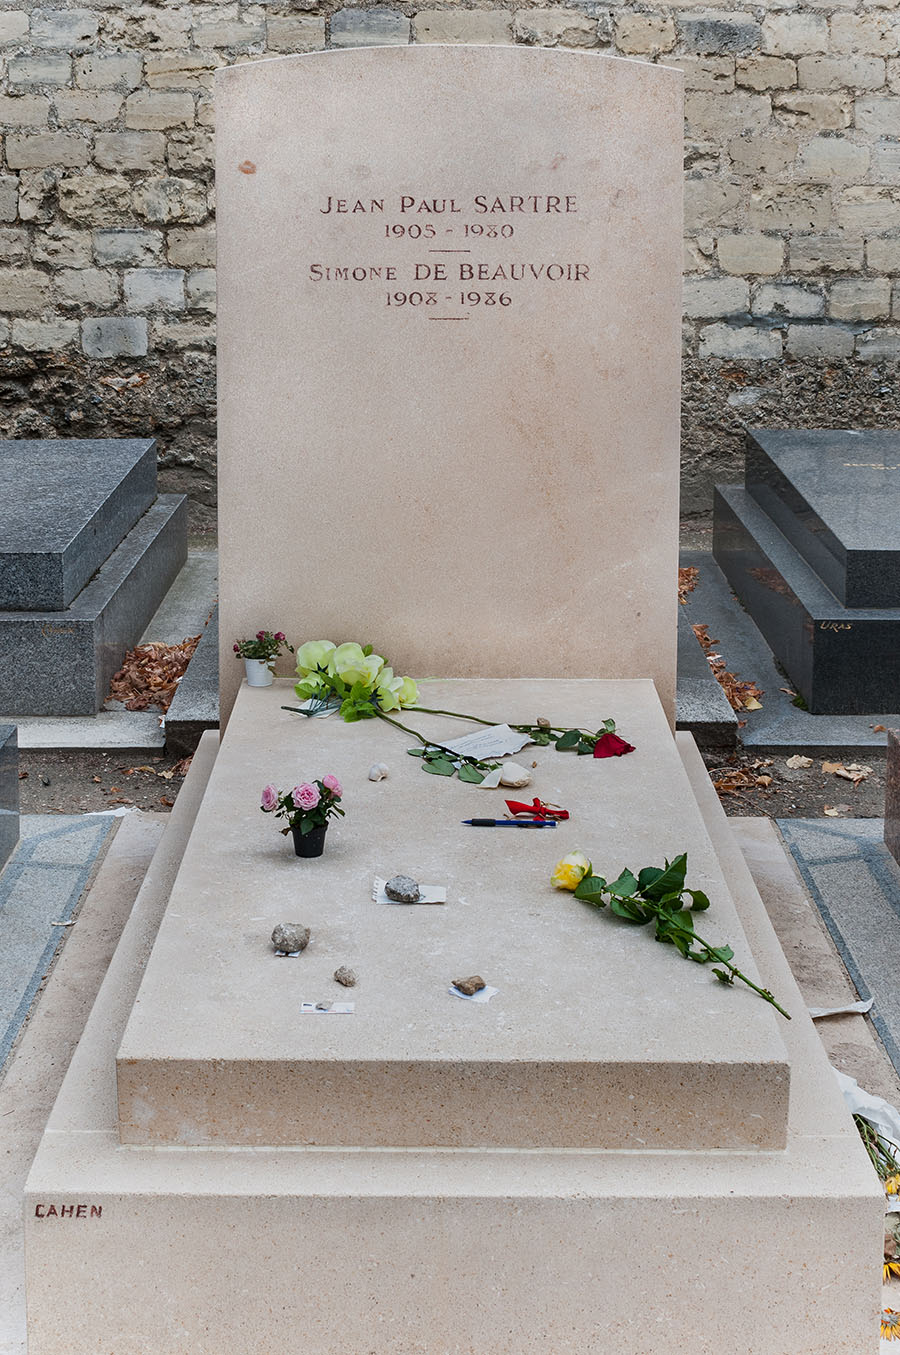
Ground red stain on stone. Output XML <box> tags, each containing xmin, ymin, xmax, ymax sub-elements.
<box><xmin>238</xmin><ymin>160</ymin><xmax>257</xmax><ymax>175</ymax></box>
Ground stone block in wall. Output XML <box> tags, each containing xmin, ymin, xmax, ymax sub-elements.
<box><xmin>132</xmin><ymin>177</ymin><xmax>207</xmax><ymax>225</ymax></box>
<box><xmin>698</xmin><ymin>323</ymin><xmax>783</xmax><ymax>358</ymax></box>
<box><xmin>125</xmin><ymin>267</ymin><xmax>185</xmax><ymax>311</ymax></box>
<box><xmin>166</xmin><ymin>131</ymin><xmax>214</xmax><ymax>175</ymax></box>
<box><xmin>81</xmin><ymin>315</ymin><xmax>148</xmax><ymax>358</ymax></box>
<box><xmin>789</xmin><ymin>233</ymin><xmax>863</xmax><ymax>271</ymax></box>
<box><xmin>763</xmin><ymin>13</ymin><xmax>827</xmax><ymax>55</ymax></box>
<box><xmin>856</xmin><ymin>328</ymin><xmax>900</xmax><ymax>360</ymax></box>
<box><xmin>30</xmin><ymin>9</ymin><xmax>99</xmax><ymax>49</ymax></box>
<box><xmin>666</xmin><ymin>56</ymin><xmax>735</xmax><ymax>92</ymax></box>
<box><xmin>728</xmin><ymin>130</ymin><xmax>797</xmax><ymax>174</ymax></box>
<box><xmin>686</xmin><ymin>91</ymin><xmax>770</xmax><ymax>137</ymax></box>
<box><xmin>0</xmin><ymin>229</ymin><xmax>27</xmax><ymax>263</ymax></box>
<box><xmin>872</xmin><ymin>141</ymin><xmax>900</xmax><ymax>182</ymax></box>
<box><xmin>867</xmin><ymin>237</ymin><xmax>900</xmax><ymax>271</ymax></box>
<box><xmin>774</xmin><ymin>92</ymin><xmax>851</xmax><ymax>128</ymax></box>
<box><xmin>59</xmin><ymin>174</ymin><xmax>131</xmax><ymax>224</ymax></box>
<box><xmin>735</xmin><ymin>56</ymin><xmax>795</xmax><ymax>91</ymax></box>
<box><xmin>785</xmin><ymin>323</ymin><xmax>855</xmax><ymax>357</ymax></box>
<box><xmin>684</xmin><ymin>178</ymin><xmax>741</xmax><ymax>230</ymax></box>
<box><xmin>893</xmin><ymin>283</ymin><xmax>900</xmax><ymax>319</ymax></box>
<box><xmin>0</xmin><ymin>268</ymin><xmax>50</xmax><ymax>312</ymax></box>
<box><xmin>855</xmin><ymin>97</ymin><xmax>900</xmax><ymax>137</ymax></box>
<box><xmin>797</xmin><ymin>136</ymin><xmax>870</xmax><ymax>180</ymax></box>
<box><xmin>18</xmin><ymin>168</ymin><xmax>59</xmax><ymax>223</ymax></box>
<box><xmin>679</xmin><ymin>13</ymin><xmax>761</xmax><ymax>56</ymax></box>
<box><xmin>32</xmin><ymin>225</ymin><xmax>92</xmax><ymax>267</ymax></box>
<box><xmin>126</xmin><ymin>91</ymin><xmax>195</xmax><ymax>130</ymax></box>
<box><xmin>752</xmin><ymin>283</ymin><xmax>824</xmax><ymax>317</ymax></box>
<box><xmin>717</xmin><ymin>232</ymin><xmax>784</xmax><ymax>274</ymax></box>
<box><xmin>683</xmin><ymin>276</ymin><xmax>749</xmax><ymax>317</ymax></box>
<box><xmin>0</xmin><ymin>95</ymin><xmax>50</xmax><ymax>128</ymax></box>
<box><xmin>186</xmin><ymin>268</ymin><xmax>215</xmax><ymax>312</ymax></box>
<box><xmin>55</xmin><ymin>92</ymin><xmax>124</xmax><ymax>124</ymax></box>
<box><xmin>151</xmin><ymin>319</ymin><xmax>215</xmax><ymax>350</ymax></box>
<box><xmin>828</xmin><ymin>278</ymin><xmax>891</xmax><ymax>320</ymax></box>
<box><xmin>0</xmin><ymin>10</ymin><xmax>28</xmax><ymax>43</ymax></box>
<box><xmin>94</xmin><ymin>228</ymin><xmax>163</xmax><ymax>266</ymax></box>
<box><xmin>413</xmin><ymin>10</ymin><xmax>512</xmax><ymax>44</ymax></box>
<box><xmin>749</xmin><ymin>185</ymin><xmax>831</xmax><ymax>231</ymax></box>
<box><xmin>75</xmin><ymin>51</ymin><xmax>143</xmax><ymax>90</ymax></box>
<box><xmin>612</xmin><ymin>14</ymin><xmax>673</xmax><ymax>53</ymax></box>
<box><xmin>167</xmin><ymin>226</ymin><xmax>215</xmax><ymax>267</ymax></box>
<box><xmin>265</xmin><ymin>15</ymin><xmax>325</xmax><ymax>50</ymax></box>
<box><xmin>95</xmin><ymin>131</ymin><xmax>166</xmax><ymax>171</ymax></box>
<box><xmin>831</xmin><ymin>14</ymin><xmax>900</xmax><ymax>57</ymax></box>
<box><xmin>56</xmin><ymin>267</ymin><xmax>119</xmax><ymax>308</ymax></box>
<box><xmin>330</xmin><ymin>8</ymin><xmax>410</xmax><ymax>46</ymax></box>
<box><xmin>797</xmin><ymin>55</ymin><xmax>885</xmax><ymax>91</ymax></box>
<box><xmin>7</xmin><ymin>133</ymin><xmax>90</xmax><ymax>170</ymax></box>
<box><xmin>191</xmin><ymin>18</ymin><xmax>266</xmax><ymax>48</ymax></box>
<box><xmin>9</xmin><ymin>54</ymin><xmax>72</xmax><ymax>87</ymax></box>
<box><xmin>145</xmin><ymin>53</ymin><xmax>223</xmax><ymax>91</ymax></box>
<box><xmin>11</xmin><ymin>317</ymin><xmax>80</xmax><ymax>351</ymax></box>
<box><xmin>0</xmin><ymin>177</ymin><xmax>18</xmax><ymax>224</ymax></box>
<box><xmin>836</xmin><ymin>186</ymin><xmax>900</xmax><ymax>233</ymax></box>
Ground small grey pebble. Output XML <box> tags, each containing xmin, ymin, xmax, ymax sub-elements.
<box><xmin>315</xmin><ymin>1001</ymin><xmax>331</xmax><ymax>1012</ymax></box>
<box><xmin>453</xmin><ymin>975</ymin><xmax>486</xmax><ymax>996</ymax></box>
<box><xmin>334</xmin><ymin>966</ymin><xmax>357</xmax><ymax>988</ymax></box>
<box><xmin>385</xmin><ymin>874</ymin><xmax>421</xmax><ymax>904</ymax></box>
<box><xmin>271</xmin><ymin>922</ymin><xmax>310</xmax><ymax>954</ymax></box>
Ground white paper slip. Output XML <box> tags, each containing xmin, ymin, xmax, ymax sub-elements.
<box><xmin>295</xmin><ymin>697</ymin><xmax>340</xmax><ymax>718</ymax></box>
<box><xmin>300</xmin><ymin>1001</ymin><xmax>355</xmax><ymax>1014</ymax></box>
<box><xmin>809</xmin><ymin>998</ymin><xmax>874</xmax><ymax>1018</ymax></box>
<box><xmin>449</xmin><ymin>984</ymin><xmax>499</xmax><ymax>1003</ymax></box>
<box><xmin>373</xmin><ymin>877</ymin><xmax>446</xmax><ymax>905</ymax></box>
<box><xmin>439</xmin><ymin>724</ymin><xmax>533</xmax><ymax>758</ymax></box>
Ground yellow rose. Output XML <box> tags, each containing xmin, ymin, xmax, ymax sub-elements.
<box><xmin>551</xmin><ymin>851</ymin><xmax>592</xmax><ymax>891</ymax></box>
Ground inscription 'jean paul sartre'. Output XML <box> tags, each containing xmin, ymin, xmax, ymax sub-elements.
<box><xmin>320</xmin><ymin>195</ymin><xmax>578</xmax><ymax>214</ymax></box>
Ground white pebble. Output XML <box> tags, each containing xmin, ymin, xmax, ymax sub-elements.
<box><xmin>368</xmin><ymin>762</ymin><xmax>389</xmax><ymax>781</ymax></box>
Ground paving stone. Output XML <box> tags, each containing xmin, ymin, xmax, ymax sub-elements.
<box><xmin>0</xmin><ymin>439</ymin><xmax>157</xmax><ymax>612</ymax></box>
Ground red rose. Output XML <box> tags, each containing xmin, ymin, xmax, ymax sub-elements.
<box><xmin>593</xmin><ymin>731</ymin><xmax>635</xmax><ymax>758</ymax></box>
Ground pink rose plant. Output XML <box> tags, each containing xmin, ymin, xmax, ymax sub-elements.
<box><xmin>292</xmin><ymin>783</ymin><xmax>320</xmax><ymax>811</ymax></box>
<box><xmin>260</xmin><ymin>784</ymin><xmax>278</xmax><ymax>812</ymax></box>
<box><xmin>260</xmin><ymin>774</ymin><xmax>345</xmax><ymax>840</ymax></box>
<box><xmin>322</xmin><ymin>773</ymin><xmax>342</xmax><ymax>796</ymax></box>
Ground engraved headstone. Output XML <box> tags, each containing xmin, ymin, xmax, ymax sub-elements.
<box><xmin>216</xmin><ymin>46</ymin><xmax>683</xmax><ymax>722</ymax></box>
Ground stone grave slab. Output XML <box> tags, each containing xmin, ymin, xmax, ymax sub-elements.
<box><xmin>117</xmin><ymin>678</ymin><xmax>790</xmax><ymax>1151</ymax></box>
<box><xmin>713</xmin><ymin>482</ymin><xmax>900</xmax><ymax>714</ymax></box>
<box><xmin>0</xmin><ymin>495</ymin><xmax>187</xmax><ymax>715</ymax></box>
<box><xmin>0</xmin><ymin>439</ymin><xmax>157</xmax><ymax>612</ymax></box>
<box><xmin>23</xmin><ymin>729</ymin><xmax>882</xmax><ymax>1355</ymax></box>
<box><xmin>216</xmin><ymin>46</ymin><xmax>683</xmax><ymax>725</ymax></box>
<box><xmin>745</xmin><ymin>429</ymin><xmax>900</xmax><ymax>608</ymax></box>
<box><xmin>0</xmin><ymin>724</ymin><xmax>17</xmax><ymax>871</ymax></box>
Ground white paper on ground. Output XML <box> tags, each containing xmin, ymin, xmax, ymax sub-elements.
<box><xmin>810</xmin><ymin>998</ymin><xmax>875</xmax><ymax>1018</ymax></box>
<box><xmin>834</xmin><ymin>1067</ymin><xmax>900</xmax><ymax>1208</ymax></box>
<box><xmin>300</xmin><ymin>1001</ymin><xmax>355</xmax><ymax>1014</ymax></box>
<box><xmin>84</xmin><ymin>806</ymin><xmax>136</xmax><ymax>817</ymax></box>
<box><xmin>296</xmin><ymin>697</ymin><xmax>340</xmax><ymax>718</ymax></box>
<box><xmin>373</xmin><ymin>877</ymin><xmax>447</xmax><ymax>905</ymax></box>
<box><xmin>449</xmin><ymin>984</ymin><xmax>499</xmax><ymax>1003</ymax></box>
<box><xmin>439</xmin><ymin>725</ymin><xmax>533</xmax><ymax>758</ymax></box>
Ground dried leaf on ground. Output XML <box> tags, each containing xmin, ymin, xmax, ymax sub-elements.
<box><xmin>691</xmin><ymin>623</ymin><xmax>764</xmax><ymax>712</ymax></box>
<box><xmin>874</xmin><ymin>724</ymin><xmax>886</xmax><ymax>733</ymax></box>
<box><xmin>822</xmin><ymin>761</ymin><xmax>873</xmax><ymax>787</ymax></box>
<box><xmin>785</xmin><ymin>755</ymin><xmax>813</xmax><ymax>770</ymax></box>
<box><xmin>17</xmin><ymin>770</ymin><xmax>27</xmax><ymax>780</ymax></box>
<box><xmin>755</xmin><ymin>775</ymin><xmax>773</xmax><ymax>788</ymax></box>
<box><xmin>824</xmin><ymin>804</ymin><xmax>852</xmax><ymax>817</ymax></box>
<box><xmin>107</xmin><ymin>636</ymin><xmax>200</xmax><ymax>713</ymax></box>
<box><xmin>159</xmin><ymin>795</ymin><xmax>175</xmax><ymax>807</ymax></box>
<box><xmin>678</xmin><ymin>566</ymin><xmax>699</xmax><ymax>605</ymax></box>
<box><xmin>822</xmin><ymin>761</ymin><xmax>844</xmax><ymax>774</ymax></box>
<box><xmin>712</xmin><ymin>767</ymin><xmax>757</xmax><ymax>795</ymax></box>
<box><xmin>171</xmin><ymin>756</ymin><xmax>193</xmax><ymax>777</ymax></box>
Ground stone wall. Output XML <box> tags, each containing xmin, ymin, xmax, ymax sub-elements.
<box><xmin>0</xmin><ymin>3</ymin><xmax>897</xmax><ymax>509</ymax></box>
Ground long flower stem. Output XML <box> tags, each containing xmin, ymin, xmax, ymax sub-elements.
<box><xmin>374</xmin><ymin>710</ymin><xmax>467</xmax><ymax>762</ymax></box>
<box><xmin>411</xmin><ymin>705</ymin><xmax>600</xmax><ymax>741</ymax></box>
<box><xmin>658</xmin><ymin>912</ymin><xmax>790</xmax><ymax>1019</ymax></box>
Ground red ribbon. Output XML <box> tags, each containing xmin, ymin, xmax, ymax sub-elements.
<box><xmin>505</xmin><ymin>798</ymin><xmax>569</xmax><ymax>820</ymax></box>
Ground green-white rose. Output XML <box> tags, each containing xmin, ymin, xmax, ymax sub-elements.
<box><xmin>295</xmin><ymin>640</ymin><xmax>336</xmax><ymax>678</ymax></box>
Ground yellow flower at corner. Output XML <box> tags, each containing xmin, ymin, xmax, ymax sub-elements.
<box><xmin>397</xmin><ymin>675</ymin><xmax>419</xmax><ymax>707</ymax></box>
<box><xmin>551</xmin><ymin>851</ymin><xmax>592</xmax><ymax>891</ymax></box>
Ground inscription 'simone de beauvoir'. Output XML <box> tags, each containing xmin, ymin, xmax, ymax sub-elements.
<box><xmin>309</xmin><ymin>191</ymin><xmax>589</xmax><ymax>316</ymax></box>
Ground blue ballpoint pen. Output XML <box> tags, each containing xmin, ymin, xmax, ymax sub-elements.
<box><xmin>462</xmin><ymin>818</ymin><xmax>557</xmax><ymax>828</ymax></box>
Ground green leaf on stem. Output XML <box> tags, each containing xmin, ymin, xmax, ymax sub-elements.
<box><xmin>555</xmin><ymin>729</ymin><xmax>581</xmax><ymax>751</ymax></box>
<box><xmin>458</xmin><ymin>763</ymin><xmax>486</xmax><ymax>783</ymax></box>
<box><xmin>422</xmin><ymin>757</ymin><xmax>456</xmax><ymax>777</ymax></box>
<box><xmin>573</xmin><ymin>875</ymin><xmax>608</xmax><ymax>905</ymax></box>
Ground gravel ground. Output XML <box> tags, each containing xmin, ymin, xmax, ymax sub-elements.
<box><xmin>16</xmin><ymin>749</ymin><xmax>191</xmax><ymax>815</ymax></box>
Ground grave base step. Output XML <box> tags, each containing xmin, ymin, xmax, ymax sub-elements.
<box><xmin>713</xmin><ymin>483</ymin><xmax>900</xmax><ymax>715</ymax></box>
<box><xmin>0</xmin><ymin>723</ymin><xmax>18</xmax><ymax>871</ymax></box>
<box><xmin>0</xmin><ymin>495</ymin><xmax>187</xmax><ymax>716</ymax></box>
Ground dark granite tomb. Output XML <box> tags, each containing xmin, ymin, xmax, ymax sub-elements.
<box><xmin>886</xmin><ymin>729</ymin><xmax>900</xmax><ymax>869</ymax></box>
<box><xmin>0</xmin><ymin>440</ymin><xmax>187</xmax><ymax>715</ymax></box>
<box><xmin>713</xmin><ymin>430</ymin><xmax>900</xmax><ymax>715</ymax></box>
<box><xmin>0</xmin><ymin>724</ymin><xmax>18</xmax><ymax>872</ymax></box>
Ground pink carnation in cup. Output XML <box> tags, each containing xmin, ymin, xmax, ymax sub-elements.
<box><xmin>256</xmin><ymin>630</ymin><xmax>266</xmax><ymax>640</ymax></box>
<box><xmin>292</xmin><ymin>782</ymin><xmax>320</xmax><ymax>811</ymax></box>
<box><xmin>322</xmin><ymin>773</ymin><xmax>342</xmax><ymax>797</ymax></box>
<box><xmin>274</xmin><ymin>631</ymin><xmax>285</xmax><ymax>643</ymax></box>
<box><xmin>260</xmin><ymin>784</ymin><xmax>278</xmax><ymax>812</ymax></box>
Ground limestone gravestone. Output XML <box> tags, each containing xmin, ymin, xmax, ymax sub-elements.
<box><xmin>24</xmin><ymin>48</ymin><xmax>882</xmax><ymax>1355</ymax></box>
<box><xmin>0</xmin><ymin>724</ymin><xmax>17</xmax><ymax>871</ymax></box>
<box><xmin>216</xmin><ymin>45</ymin><xmax>683</xmax><ymax>724</ymax></box>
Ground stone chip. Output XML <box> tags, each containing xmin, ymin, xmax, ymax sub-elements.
<box><xmin>271</xmin><ymin>922</ymin><xmax>310</xmax><ymax>954</ymax></box>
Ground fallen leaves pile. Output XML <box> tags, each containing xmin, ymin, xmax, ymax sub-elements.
<box><xmin>678</xmin><ymin>566</ymin><xmax>699</xmax><ymax>605</ymax></box>
<box><xmin>712</xmin><ymin>758</ymin><xmax>774</xmax><ymax>796</ymax></box>
<box><xmin>692</xmin><ymin>624</ymin><xmax>764</xmax><ymax>712</ymax></box>
<box><xmin>711</xmin><ymin>752</ymin><xmax>877</xmax><ymax>813</ymax></box>
<box><xmin>108</xmin><ymin>636</ymin><xmax>200</xmax><ymax>712</ymax></box>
